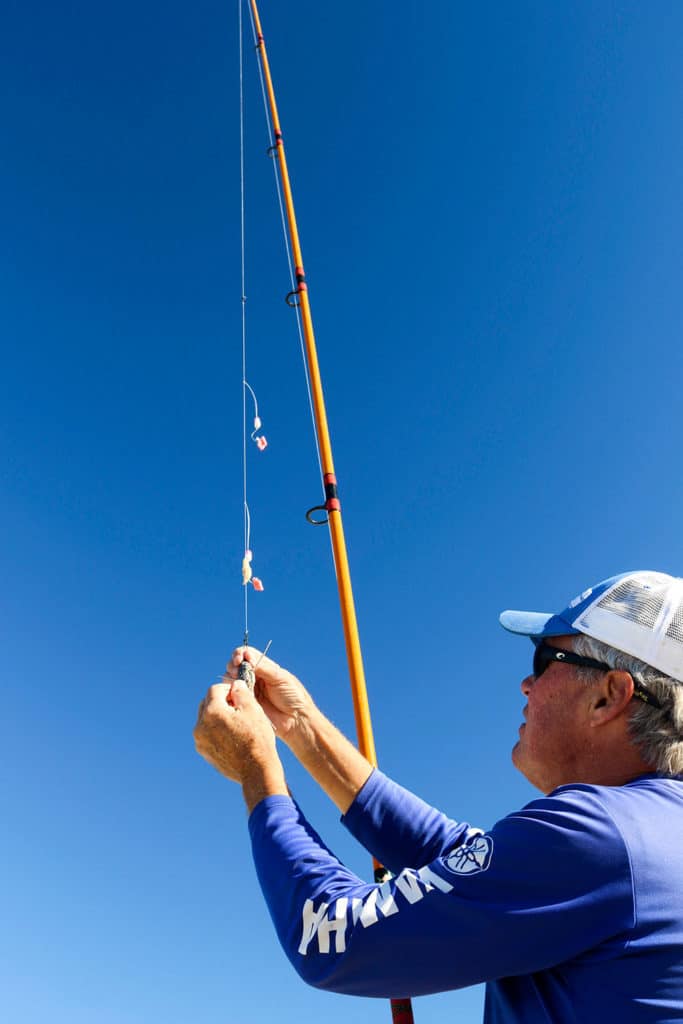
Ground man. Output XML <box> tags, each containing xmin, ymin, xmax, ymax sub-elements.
<box><xmin>194</xmin><ymin>570</ymin><xmax>683</xmax><ymax>1022</ymax></box>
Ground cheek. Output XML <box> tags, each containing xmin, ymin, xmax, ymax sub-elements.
<box><xmin>527</xmin><ymin>687</ymin><xmax>571</xmax><ymax>738</ymax></box>
<box><xmin>529</xmin><ymin>686</ymin><xmax>582</xmax><ymax>747</ymax></box>
<box><xmin>532</xmin><ymin>701</ymin><xmax>561</xmax><ymax>732</ymax></box>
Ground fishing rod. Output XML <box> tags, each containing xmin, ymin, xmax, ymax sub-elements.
<box><xmin>247</xmin><ymin>3</ymin><xmax>415</xmax><ymax>1022</ymax></box>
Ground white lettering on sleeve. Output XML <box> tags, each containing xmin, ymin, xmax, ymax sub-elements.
<box><xmin>417</xmin><ymin>865</ymin><xmax>454</xmax><ymax>894</ymax></box>
<box><xmin>317</xmin><ymin>898</ymin><xmax>349</xmax><ymax>954</ymax></box>
<box><xmin>376</xmin><ymin>880</ymin><xmax>399</xmax><ymax>917</ymax></box>
<box><xmin>298</xmin><ymin>899</ymin><xmax>329</xmax><ymax>955</ymax></box>
<box><xmin>298</xmin><ymin>864</ymin><xmax>455</xmax><ymax>957</ymax></box>
<box><xmin>360</xmin><ymin>880</ymin><xmax>400</xmax><ymax>928</ymax></box>
<box><xmin>394</xmin><ymin>868</ymin><xmax>426</xmax><ymax>905</ymax></box>
<box><xmin>359</xmin><ymin>886</ymin><xmax>379</xmax><ymax>927</ymax></box>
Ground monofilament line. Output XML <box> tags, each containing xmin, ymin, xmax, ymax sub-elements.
<box><xmin>239</xmin><ymin>0</ymin><xmax>250</xmax><ymax>644</ymax></box>
<box><xmin>247</xmin><ymin>1</ymin><xmax>323</xmax><ymax>487</ymax></box>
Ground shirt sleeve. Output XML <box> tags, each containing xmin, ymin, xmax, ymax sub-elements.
<box><xmin>341</xmin><ymin>769</ymin><xmax>473</xmax><ymax>872</ymax></box>
<box><xmin>248</xmin><ymin>785</ymin><xmax>635</xmax><ymax>998</ymax></box>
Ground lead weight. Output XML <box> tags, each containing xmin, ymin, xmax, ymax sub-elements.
<box><xmin>237</xmin><ymin>660</ymin><xmax>256</xmax><ymax>690</ymax></box>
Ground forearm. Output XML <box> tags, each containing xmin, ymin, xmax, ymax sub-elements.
<box><xmin>285</xmin><ymin>702</ymin><xmax>374</xmax><ymax>814</ymax></box>
<box><xmin>242</xmin><ymin>759</ymin><xmax>289</xmax><ymax>814</ymax></box>
<box><xmin>342</xmin><ymin>769</ymin><xmax>471</xmax><ymax>873</ymax></box>
<box><xmin>283</xmin><ymin>704</ymin><xmax>466</xmax><ymax>871</ymax></box>
<box><xmin>248</xmin><ymin>795</ymin><xmax>483</xmax><ymax>997</ymax></box>
<box><xmin>224</xmin><ymin>652</ymin><xmax>469</xmax><ymax>872</ymax></box>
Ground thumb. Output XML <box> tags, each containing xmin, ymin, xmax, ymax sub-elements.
<box><xmin>230</xmin><ymin>678</ymin><xmax>258</xmax><ymax>710</ymax></box>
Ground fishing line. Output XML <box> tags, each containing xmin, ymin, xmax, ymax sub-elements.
<box><xmin>238</xmin><ymin>7</ymin><xmax>414</xmax><ymax>1020</ymax></box>
<box><xmin>238</xmin><ymin>0</ymin><xmax>266</xmax><ymax>636</ymax></box>
<box><xmin>238</xmin><ymin>0</ymin><xmax>249</xmax><ymax>644</ymax></box>
<box><xmin>239</xmin><ymin>0</ymin><xmax>267</xmax><ymax>643</ymax></box>
<box><xmin>246</xmin><ymin>0</ymin><xmax>324</xmax><ymax>485</ymax></box>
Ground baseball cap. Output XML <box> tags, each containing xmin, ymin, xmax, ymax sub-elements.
<box><xmin>500</xmin><ymin>571</ymin><xmax>683</xmax><ymax>683</ymax></box>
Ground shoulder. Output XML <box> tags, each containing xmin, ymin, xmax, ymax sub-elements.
<box><xmin>487</xmin><ymin>778</ymin><xmax>683</xmax><ymax>880</ymax></box>
<box><xmin>486</xmin><ymin>784</ymin><xmax>631</xmax><ymax>878</ymax></box>
<box><xmin>503</xmin><ymin>782</ymin><xmax>623</xmax><ymax>831</ymax></box>
<box><xmin>539</xmin><ymin>775</ymin><xmax>683</xmax><ymax>839</ymax></box>
<box><xmin>432</xmin><ymin>784</ymin><xmax>635</xmax><ymax>939</ymax></box>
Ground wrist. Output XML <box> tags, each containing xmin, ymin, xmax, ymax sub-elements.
<box><xmin>282</xmin><ymin>703</ymin><xmax>373</xmax><ymax>814</ymax></box>
<box><xmin>241</xmin><ymin>758</ymin><xmax>288</xmax><ymax>815</ymax></box>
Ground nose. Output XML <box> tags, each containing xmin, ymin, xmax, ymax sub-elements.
<box><xmin>520</xmin><ymin>673</ymin><xmax>534</xmax><ymax>696</ymax></box>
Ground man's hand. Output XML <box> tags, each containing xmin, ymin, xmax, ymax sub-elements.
<box><xmin>226</xmin><ymin>647</ymin><xmax>314</xmax><ymax>741</ymax></box>
<box><xmin>194</xmin><ymin>680</ymin><xmax>288</xmax><ymax>812</ymax></box>
<box><xmin>226</xmin><ymin>647</ymin><xmax>373</xmax><ymax>814</ymax></box>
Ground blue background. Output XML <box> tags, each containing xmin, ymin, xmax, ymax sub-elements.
<box><xmin>3</xmin><ymin>1</ymin><xmax>683</xmax><ymax>1021</ymax></box>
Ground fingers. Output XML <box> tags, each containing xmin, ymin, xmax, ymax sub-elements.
<box><xmin>226</xmin><ymin>646</ymin><xmax>267</xmax><ymax>675</ymax></box>
<box><xmin>226</xmin><ymin>646</ymin><xmax>295</xmax><ymax>689</ymax></box>
<box><xmin>205</xmin><ymin>682</ymin><xmax>231</xmax><ymax>711</ymax></box>
<box><xmin>229</xmin><ymin>678</ymin><xmax>255</xmax><ymax>710</ymax></box>
<box><xmin>253</xmin><ymin>691</ymin><xmax>283</xmax><ymax>734</ymax></box>
<box><xmin>195</xmin><ymin>684</ymin><xmax>231</xmax><ymax>732</ymax></box>
<box><xmin>197</xmin><ymin>679</ymin><xmax>261</xmax><ymax>719</ymax></box>
<box><xmin>194</xmin><ymin>675</ymin><xmax>276</xmax><ymax>769</ymax></box>
<box><xmin>229</xmin><ymin>682</ymin><xmax>274</xmax><ymax>731</ymax></box>
<box><xmin>225</xmin><ymin>646</ymin><xmax>258</xmax><ymax>679</ymax></box>
<box><xmin>194</xmin><ymin>685</ymin><xmax>240</xmax><ymax>760</ymax></box>
<box><xmin>193</xmin><ymin>638</ymin><xmax>289</xmax><ymax>788</ymax></box>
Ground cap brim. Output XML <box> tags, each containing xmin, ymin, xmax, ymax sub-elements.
<box><xmin>499</xmin><ymin>610</ymin><xmax>581</xmax><ymax>638</ymax></box>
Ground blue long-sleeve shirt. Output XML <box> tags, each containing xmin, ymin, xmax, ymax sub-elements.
<box><xmin>248</xmin><ymin>770</ymin><xmax>683</xmax><ymax>1022</ymax></box>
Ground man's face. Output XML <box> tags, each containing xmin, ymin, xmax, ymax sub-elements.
<box><xmin>512</xmin><ymin>635</ymin><xmax>596</xmax><ymax>793</ymax></box>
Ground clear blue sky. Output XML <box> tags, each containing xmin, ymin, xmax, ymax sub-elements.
<box><xmin>3</xmin><ymin>2</ymin><xmax>683</xmax><ymax>1022</ymax></box>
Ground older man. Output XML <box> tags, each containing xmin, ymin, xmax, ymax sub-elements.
<box><xmin>194</xmin><ymin>571</ymin><xmax>683</xmax><ymax>1022</ymax></box>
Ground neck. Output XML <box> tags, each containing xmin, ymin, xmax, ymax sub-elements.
<box><xmin>545</xmin><ymin>747</ymin><xmax>655</xmax><ymax>793</ymax></box>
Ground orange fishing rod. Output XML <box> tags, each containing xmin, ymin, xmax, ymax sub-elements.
<box><xmin>248</xmin><ymin>4</ymin><xmax>414</xmax><ymax>1023</ymax></box>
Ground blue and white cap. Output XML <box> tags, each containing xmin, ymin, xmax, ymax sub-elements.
<box><xmin>500</xmin><ymin>571</ymin><xmax>683</xmax><ymax>683</ymax></box>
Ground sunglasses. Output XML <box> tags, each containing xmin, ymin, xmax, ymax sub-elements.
<box><xmin>532</xmin><ymin>642</ymin><xmax>663</xmax><ymax>710</ymax></box>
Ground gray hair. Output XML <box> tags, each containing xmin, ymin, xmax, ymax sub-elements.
<box><xmin>571</xmin><ymin>634</ymin><xmax>683</xmax><ymax>775</ymax></box>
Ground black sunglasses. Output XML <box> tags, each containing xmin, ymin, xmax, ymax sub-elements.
<box><xmin>532</xmin><ymin>642</ymin><xmax>663</xmax><ymax>710</ymax></box>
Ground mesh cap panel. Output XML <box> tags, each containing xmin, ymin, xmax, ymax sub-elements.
<box><xmin>596</xmin><ymin>578</ymin><xmax>665</xmax><ymax>630</ymax></box>
<box><xmin>572</xmin><ymin>572</ymin><xmax>683</xmax><ymax>682</ymax></box>
<box><xmin>665</xmin><ymin>606</ymin><xmax>683</xmax><ymax>644</ymax></box>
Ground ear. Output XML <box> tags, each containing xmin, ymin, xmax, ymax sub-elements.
<box><xmin>589</xmin><ymin>670</ymin><xmax>634</xmax><ymax>726</ymax></box>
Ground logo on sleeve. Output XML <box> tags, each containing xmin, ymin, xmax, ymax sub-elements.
<box><xmin>443</xmin><ymin>832</ymin><xmax>493</xmax><ymax>876</ymax></box>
